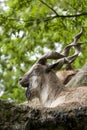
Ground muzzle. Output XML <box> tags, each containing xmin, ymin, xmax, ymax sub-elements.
<box><xmin>19</xmin><ymin>77</ymin><xmax>31</xmax><ymax>101</ymax></box>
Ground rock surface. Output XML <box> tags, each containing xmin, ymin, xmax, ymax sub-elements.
<box><xmin>0</xmin><ymin>100</ymin><xmax>87</xmax><ymax>130</ymax></box>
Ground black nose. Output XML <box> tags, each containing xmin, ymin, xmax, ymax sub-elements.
<box><xmin>19</xmin><ymin>77</ymin><xmax>22</xmax><ymax>81</ymax></box>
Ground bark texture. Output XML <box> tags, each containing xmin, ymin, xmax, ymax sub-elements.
<box><xmin>1</xmin><ymin>63</ymin><xmax>87</xmax><ymax>130</ymax></box>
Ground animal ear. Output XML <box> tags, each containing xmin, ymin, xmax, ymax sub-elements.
<box><xmin>46</xmin><ymin>58</ymin><xmax>68</xmax><ymax>72</ymax></box>
<box><xmin>46</xmin><ymin>52</ymin><xmax>79</xmax><ymax>72</ymax></box>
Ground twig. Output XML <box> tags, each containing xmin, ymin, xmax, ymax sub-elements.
<box><xmin>39</xmin><ymin>0</ymin><xmax>59</xmax><ymax>16</ymax></box>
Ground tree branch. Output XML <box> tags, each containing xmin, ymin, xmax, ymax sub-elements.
<box><xmin>43</xmin><ymin>12</ymin><xmax>87</xmax><ymax>22</ymax></box>
<box><xmin>1</xmin><ymin>12</ymin><xmax>87</xmax><ymax>26</ymax></box>
<box><xmin>38</xmin><ymin>0</ymin><xmax>87</xmax><ymax>22</ymax></box>
<box><xmin>46</xmin><ymin>12</ymin><xmax>87</xmax><ymax>19</ymax></box>
<box><xmin>39</xmin><ymin>0</ymin><xmax>59</xmax><ymax>16</ymax></box>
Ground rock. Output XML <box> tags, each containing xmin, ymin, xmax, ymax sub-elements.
<box><xmin>0</xmin><ymin>100</ymin><xmax>87</xmax><ymax>130</ymax></box>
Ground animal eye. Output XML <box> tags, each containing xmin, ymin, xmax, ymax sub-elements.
<box><xmin>28</xmin><ymin>68</ymin><xmax>40</xmax><ymax>78</ymax></box>
<box><xmin>29</xmin><ymin>72</ymin><xmax>36</xmax><ymax>77</ymax></box>
<box><xmin>29</xmin><ymin>70</ymin><xmax>38</xmax><ymax>77</ymax></box>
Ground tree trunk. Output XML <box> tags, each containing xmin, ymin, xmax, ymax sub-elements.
<box><xmin>1</xmin><ymin>63</ymin><xmax>87</xmax><ymax>130</ymax></box>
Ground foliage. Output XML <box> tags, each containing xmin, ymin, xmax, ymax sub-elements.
<box><xmin>0</xmin><ymin>0</ymin><xmax>87</xmax><ymax>103</ymax></box>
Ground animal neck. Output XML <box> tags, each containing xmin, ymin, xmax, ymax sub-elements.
<box><xmin>39</xmin><ymin>71</ymin><xmax>65</xmax><ymax>107</ymax></box>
